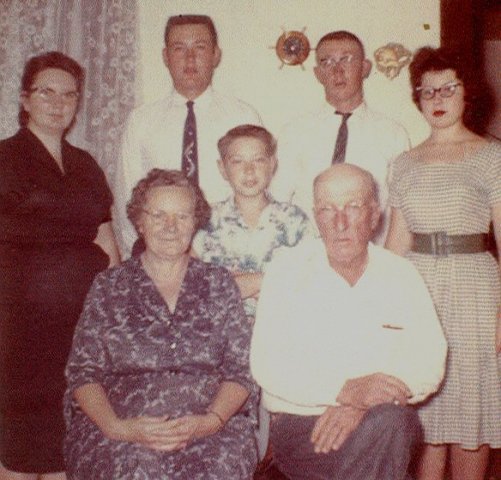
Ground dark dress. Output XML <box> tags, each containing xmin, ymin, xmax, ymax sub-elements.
<box><xmin>0</xmin><ymin>128</ymin><xmax>112</xmax><ymax>472</ymax></box>
<box><xmin>64</xmin><ymin>257</ymin><xmax>258</xmax><ymax>479</ymax></box>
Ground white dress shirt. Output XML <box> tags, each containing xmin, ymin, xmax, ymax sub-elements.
<box><xmin>113</xmin><ymin>87</ymin><xmax>261</xmax><ymax>257</ymax></box>
<box><xmin>271</xmin><ymin>102</ymin><xmax>410</xmax><ymax>242</ymax></box>
<box><xmin>250</xmin><ymin>239</ymin><xmax>447</xmax><ymax>416</ymax></box>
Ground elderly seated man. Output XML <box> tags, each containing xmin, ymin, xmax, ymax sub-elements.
<box><xmin>250</xmin><ymin>164</ymin><xmax>447</xmax><ymax>480</ymax></box>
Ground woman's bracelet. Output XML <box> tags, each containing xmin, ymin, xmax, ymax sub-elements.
<box><xmin>206</xmin><ymin>409</ymin><xmax>225</xmax><ymax>428</ymax></box>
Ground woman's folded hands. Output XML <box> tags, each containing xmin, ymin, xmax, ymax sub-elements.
<box><xmin>106</xmin><ymin>413</ymin><xmax>224</xmax><ymax>451</ymax></box>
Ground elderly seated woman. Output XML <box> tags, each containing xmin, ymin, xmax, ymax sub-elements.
<box><xmin>64</xmin><ymin>169</ymin><xmax>258</xmax><ymax>479</ymax></box>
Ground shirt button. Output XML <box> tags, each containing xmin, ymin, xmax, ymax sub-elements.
<box><xmin>170</xmin><ymin>342</ymin><xmax>176</xmax><ymax>349</ymax></box>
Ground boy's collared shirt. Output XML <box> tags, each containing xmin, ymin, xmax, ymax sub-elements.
<box><xmin>192</xmin><ymin>195</ymin><xmax>312</xmax><ymax>316</ymax></box>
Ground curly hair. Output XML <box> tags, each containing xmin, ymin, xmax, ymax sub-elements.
<box><xmin>126</xmin><ymin>169</ymin><xmax>211</xmax><ymax>235</ymax></box>
<box><xmin>409</xmin><ymin>46</ymin><xmax>492</xmax><ymax>134</ymax></box>
<box><xmin>19</xmin><ymin>51</ymin><xmax>84</xmax><ymax>127</ymax></box>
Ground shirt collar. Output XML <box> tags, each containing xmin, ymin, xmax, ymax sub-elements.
<box><xmin>170</xmin><ymin>86</ymin><xmax>214</xmax><ymax>111</ymax></box>
<box><xmin>222</xmin><ymin>195</ymin><xmax>276</xmax><ymax>228</ymax></box>
<box><xmin>222</xmin><ymin>195</ymin><xmax>242</xmax><ymax>221</ymax></box>
<box><xmin>322</xmin><ymin>100</ymin><xmax>368</xmax><ymax>119</ymax></box>
<box><xmin>313</xmin><ymin>239</ymin><xmax>376</xmax><ymax>287</ymax></box>
<box><xmin>350</xmin><ymin>101</ymin><xmax>368</xmax><ymax>119</ymax></box>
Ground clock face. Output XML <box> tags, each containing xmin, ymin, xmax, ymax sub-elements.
<box><xmin>275</xmin><ymin>31</ymin><xmax>310</xmax><ymax>66</ymax></box>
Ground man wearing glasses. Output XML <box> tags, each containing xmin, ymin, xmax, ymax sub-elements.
<box><xmin>251</xmin><ymin>163</ymin><xmax>447</xmax><ymax>480</ymax></box>
<box><xmin>272</xmin><ymin>31</ymin><xmax>409</xmax><ymax>243</ymax></box>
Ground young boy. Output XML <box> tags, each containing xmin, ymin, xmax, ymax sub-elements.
<box><xmin>193</xmin><ymin>124</ymin><xmax>311</xmax><ymax>460</ymax></box>
<box><xmin>192</xmin><ymin>124</ymin><xmax>312</xmax><ymax>318</ymax></box>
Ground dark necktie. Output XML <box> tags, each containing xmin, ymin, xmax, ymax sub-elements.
<box><xmin>182</xmin><ymin>101</ymin><xmax>198</xmax><ymax>184</ymax></box>
<box><xmin>332</xmin><ymin>112</ymin><xmax>352</xmax><ymax>164</ymax></box>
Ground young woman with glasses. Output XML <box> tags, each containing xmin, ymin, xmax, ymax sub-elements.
<box><xmin>385</xmin><ymin>47</ymin><xmax>501</xmax><ymax>480</ymax></box>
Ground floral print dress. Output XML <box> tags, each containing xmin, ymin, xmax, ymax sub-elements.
<box><xmin>64</xmin><ymin>257</ymin><xmax>258</xmax><ymax>479</ymax></box>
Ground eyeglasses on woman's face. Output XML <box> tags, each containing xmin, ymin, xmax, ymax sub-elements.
<box><xmin>416</xmin><ymin>81</ymin><xmax>463</xmax><ymax>101</ymax></box>
<box><xmin>142</xmin><ymin>208</ymin><xmax>194</xmax><ymax>225</ymax></box>
<box><xmin>28</xmin><ymin>87</ymin><xmax>80</xmax><ymax>104</ymax></box>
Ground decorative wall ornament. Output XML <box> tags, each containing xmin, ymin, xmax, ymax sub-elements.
<box><xmin>374</xmin><ymin>43</ymin><xmax>412</xmax><ymax>80</ymax></box>
<box><xmin>273</xmin><ymin>27</ymin><xmax>311</xmax><ymax>69</ymax></box>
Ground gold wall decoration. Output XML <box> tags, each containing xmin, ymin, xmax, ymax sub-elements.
<box><xmin>374</xmin><ymin>43</ymin><xmax>412</xmax><ymax>80</ymax></box>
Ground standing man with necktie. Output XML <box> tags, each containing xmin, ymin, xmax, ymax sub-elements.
<box><xmin>114</xmin><ymin>14</ymin><xmax>261</xmax><ymax>257</ymax></box>
<box><xmin>272</xmin><ymin>30</ymin><xmax>410</xmax><ymax>243</ymax></box>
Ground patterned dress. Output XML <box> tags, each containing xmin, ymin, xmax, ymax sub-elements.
<box><xmin>388</xmin><ymin>142</ymin><xmax>501</xmax><ymax>449</ymax></box>
<box><xmin>192</xmin><ymin>196</ymin><xmax>312</xmax><ymax>316</ymax></box>
<box><xmin>64</xmin><ymin>257</ymin><xmax>258</xmax><ymax>479</ymax></box>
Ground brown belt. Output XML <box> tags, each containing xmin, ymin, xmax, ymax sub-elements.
<box><xmin>411</xmin><ymin>232</ymin><xmax>489</xmax><ymax>256</ymax></box>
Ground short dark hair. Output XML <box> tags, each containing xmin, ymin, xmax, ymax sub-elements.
<box><xmin>316</xmin><ymin>31</ymin><xmax>366</xmax><ymax>58</ymax></box>
<box><xmin>164</xmin><ymin>14</ymin><xmax>218</xmax><ymax>47</ymax></box>
<box><xmin>218</xmin><ymin>124</ymin><xmax>276</xmax><ymax>160</ymax></box>
<box><xmin>409</xmin><ymin>46</ymin><xmax>491</xmax><ymax>133</ymax></box>
<box><xmin>127</xmin><ymin>169</ymin><xmax>211</xmax><ymax>235</ymax></box>
<box><xmin>19</xmin><ymin>51</ymin><xmax>84</xmax><ymax>126</ymax></box>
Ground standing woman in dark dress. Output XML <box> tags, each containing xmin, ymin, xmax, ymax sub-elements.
<box><xmin>0</xmin><ymin>51</ymin><xmax>120</xmax><ymax>479</ymax></box>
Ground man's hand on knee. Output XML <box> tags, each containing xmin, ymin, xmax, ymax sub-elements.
<box><xmin>336</xmin><ymin>373</ymin><xmax>411</xmax><ymax>409</ymax></box>
<box><xmin>310</xmin><ymin>405</ymin><xmax>366</xmax><ymax>453</ymax></box>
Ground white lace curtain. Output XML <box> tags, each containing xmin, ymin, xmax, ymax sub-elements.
<box><xmin>0</xmin><ymin>0</ymin><xmax>138</xmax><ymax>182</ymax></box>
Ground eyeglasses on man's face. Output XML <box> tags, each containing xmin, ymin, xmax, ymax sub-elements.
<box><xmin>314</xmin><ymin>201</ymin><xmax>369</xmax><ymax>222</ymax></box>
<box><xmin>415</xmin><ymin>81</ymin><xmax>463</xmax><ymax>101</ymax></box>
<box><xmin>28</xmin><ymin>87</ymin><xmax>80</xmax><ymax>104</ymax></box>
<box><xmin>317</xmin><ymin>54</ymin><xmax>356</xmax><ymax>70</ymax></box>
